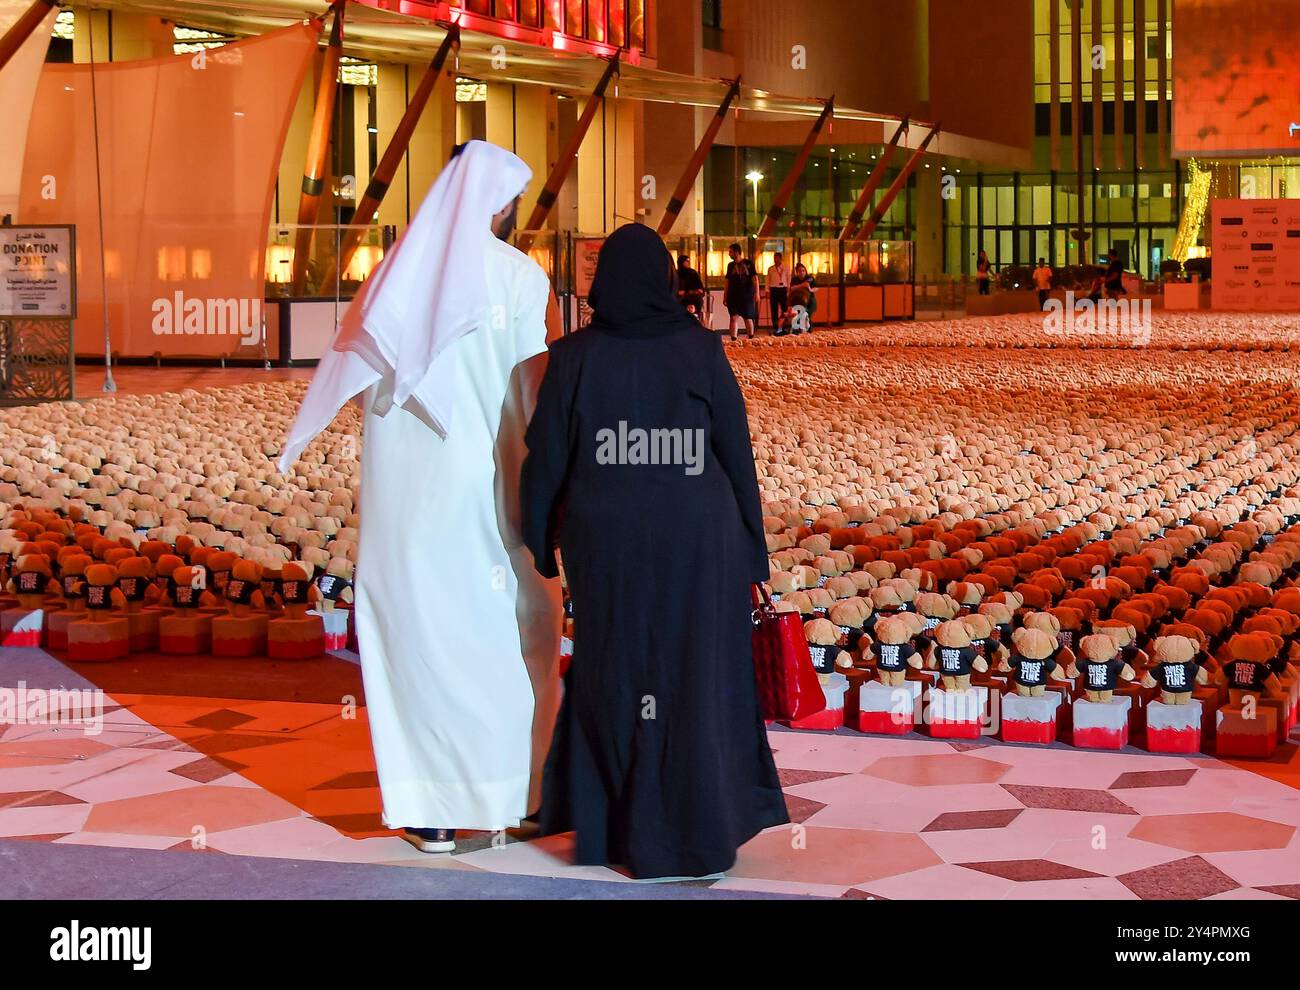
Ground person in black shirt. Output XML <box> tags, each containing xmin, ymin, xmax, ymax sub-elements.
<box><xmin>723</xmin><ymin>242</ymin><xmax>758</xmax><ymax>340</ymax></box>
<box><xmin>676</xmin><ymin>255</ymin><xmax>706</xmax><ymax>325</ymax></box>
<box><xmin>1104</xmin><ymin>248</ymin><xmax>1126</xmax><ymax>299</ymax></box>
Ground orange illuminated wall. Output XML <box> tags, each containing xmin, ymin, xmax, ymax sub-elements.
<box><xmin>1173</xmin><ymin>0</ymin><xmax>1300</xmax><ymax>157</ymax></box>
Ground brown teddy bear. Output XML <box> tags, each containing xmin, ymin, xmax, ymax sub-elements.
<box><xmin>1075</xmin><ymin>633</ymin><xmax>1135</xmax><ymax>703</ymax></box>
<box><xmin>870</xmin><ymin>614</ymin><xmax>923</xmax><ymax>687</ymax></box>
<box><xmin>316</xmin><ymin>557</ymin><xmax>354</xmax><ymax>610</ymax></box>
<box><xmin>7</xmin><ymin>554</ymin><xmax>54</xmax><ymax>608</ymax></box>
<box><xmin>1141</xmin><ymin>635</ymin><xmax>1208</xmax><ymax>704</ymax></box>
<box><xmin>916</xmin><ymin>592</ymin><xmax>959</xmax><ymax>645</ymax></box>
<box><xmin>804</xmin><ymin>617</ymin><xmax>850</xmax><ymax>681</ymax></box>
<box><xmin>83</xmin><ymin>563</ymin><xmax>126</xmax><ymax>616</ymax></box>
<box><xmin>926</xmin><ymin>618</ymin><xmax>988</xmax><ymax>691</ymax></box>
<box><xmin>1004</xmin><ymin>627</ymin><xmax>1070</xmax><ymax>697</ymax></box>
<box><xmin>223</xmin><ymin>559</ymin><xmax>265</xmax><ymax>617</ymax></box>
<box><xmin>1221</xmin><ymin>631</ymin><xmax>1283</xmax><ymax>706</ymax></box>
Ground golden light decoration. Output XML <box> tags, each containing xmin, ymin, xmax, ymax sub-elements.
<box><xmin>1170</xmin><ymin>158</ymin><xmax>1211</xmax><ymax>263</ymax></box>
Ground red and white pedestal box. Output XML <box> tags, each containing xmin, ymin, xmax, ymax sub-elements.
<box><xmin>785</xmin><ymin>673</ymin><xmax>849</xmax><ymax>730</ymax></box>
<box><xmin>0</xmin><ymin>608</ymin><xmax>44</xmax><ymax>648</ymax></box>
<box><xmin>125</xmin><ymin>610</ymin><xmax>160</xmax><ymax>653</ymax></box>
<box><xmin>927</xmin><ymin>686</ymin><xmax>989</xmax><ymax>739</ymax></box>
<box><xmin>1216</xmin><ymin>705</ymin><xmax>1279</xmax><ymax>758</ymax></box>
<box><xmin>46</xmin><ymin>609</ymin><xmax>81</xmax><ymax>651</ymax></box>
<box><xmin>267</xmin><ymin>614</ymin><xmax>325</xmax><ymax>659</ymax></box>
<box><xmin>1000</xmin><ymin>692</ymin><xmax>1061</xmax><ymax>744</ymax></box>
<box><xmin>1072</xmin><ymin>697</ymin><xmax>1132</xmax><ymax>749</ymax></box>
<box><xmin>211</xmin><ymin>614</ymin><xmax>269</xmax><ymax>657</ymax></box>
<box><xmin>311</xmin><ymin>608</ymin><xmax>349</xmax><ymax>652</ymax></box>
<box><xmin>858</xmin><ymin>679</ymin><xmax>922</xmax><ymax>734</ymax></box>
<box><xmin>1145</xmin><ymin>699</ymin><xmax>1203</xmax><ymax>753</ymax></box>
<box><xmin>67</xmin><ymin>617</ymin><xmax>129</xmax><ymax>662</ymax></box>
<box><xmin>159</xmin><ymin>612</ymin><xmax>212</xmax><ymax>654</ymax></box>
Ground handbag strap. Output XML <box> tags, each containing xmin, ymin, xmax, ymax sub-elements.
<box><xmin>751</xmin><ymin>583</ymin><xmax>776</xmax><ymax>626</ymax></box>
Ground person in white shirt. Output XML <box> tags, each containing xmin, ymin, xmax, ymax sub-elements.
<box><xmin>765</xmin><ymin>252</ymin><xmax>790</xmax><ymax>331</ymax></box>
<box><xmin>1032</xmin><ymin>258</ymin><xmax>1053</xmax><ymax>310</ymax></box>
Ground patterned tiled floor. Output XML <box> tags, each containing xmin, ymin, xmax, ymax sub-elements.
<box><xmin>4</xmin><ymin>646</ymin><xmax>1300</xmax><ymax>898</ymax></box>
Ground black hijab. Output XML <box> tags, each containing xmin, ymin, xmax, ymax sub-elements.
<box><xmin>588</xmin><ymin>223</ymin><xmax>701</xmax><ymax>337</ymax></box>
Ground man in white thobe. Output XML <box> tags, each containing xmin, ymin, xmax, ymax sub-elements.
<box><xmin>280</xmin><ymin>141</ymin><xmax>562</xmax><ymax>853</ymax></box>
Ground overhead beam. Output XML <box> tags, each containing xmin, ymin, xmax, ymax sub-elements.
<box><xmin>291</xmin><ymin>0</ymin><xmax>346</xmax><ymax>294</ymax></box>
<box><xmin>520</xmin><ymin>50</ymin><xmax>621</xmax><ymax>237</ymax></box>
<box><xmin>0</xmin><ymin>0</ymin><xmax>55</xmax><ymax>74</ymax></box>
<box><xmin>324</xmin><ymin>21</ymin><xmax>460</xmax><ymax>286</ymax></box>
<box><xmin>655</xmin><ymin>75</ymin><xmax>741</xmax><ymax>236</ymax></box>
<box><xmin>856</xmin><ymin>124</ymin><xmax>940</xmax><ymax>242</ymax></box>
<box><xmin>755</xmin><ymin>97</ymin><xmax>834</xmax><ymax>241</ymax></box>
<box><xmin>839</xmin><ymin>116</ymin><xmax>909</xmax><ymax>242</ymax></box>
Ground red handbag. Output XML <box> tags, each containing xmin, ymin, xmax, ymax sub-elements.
<box><xmin>750</xmin><ymin>585</ymin><xmax>827</xmax><ymax>722</ymax></box>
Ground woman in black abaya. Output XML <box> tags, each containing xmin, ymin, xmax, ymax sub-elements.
<box><xmin>521</xmin><ymin>224</ymin><xmax>788</xmax><ymax>880</ymax></box>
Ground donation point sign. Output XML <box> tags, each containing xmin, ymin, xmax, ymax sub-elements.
<box><xmin>0</xmin><ymin>224</ymin><xmax>77</xmax><ymax>319</ymax></box>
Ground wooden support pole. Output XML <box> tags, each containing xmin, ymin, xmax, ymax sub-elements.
<box><xmin>655</xmin><ymin>76</ymin><xmax>741</xmax><ymax>237</ymax></box>
<box><xmin>755</xmin><ymin>97</ymin><xmax>834</xmax><ymax>241</ymax></box>
<box><xmin>857</xmin><ymin>124</ymin><xmax>940</xmax><ymax>242</ymax></box>
<box><xmin>521</xmin><ymin>51</ymin><xmax>621</xmax><ymax>235</ymax></box>
<box><xmin>325</xmin><ymin>22</ymin><xmax>460</xmax><ymax>286</ymax></box>
<box><xmin>291</xmin><ymin>0</ymin><xmax>345</xmax><ymax>294</ymax></box>
<box><xmin>0</xmin><ymin>0</ymin><xmax>55</xmax><ymax>74</ymax></box>
<box><xmin>839</xmin><ymin>116</ymin><xmax>909</xmax><ymax>242</ymax></box>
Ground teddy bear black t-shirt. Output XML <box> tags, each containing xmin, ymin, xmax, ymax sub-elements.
<box><xmin>806</xmin><ymin>642</ymin><xmax>841</xmax><ymax>675</ymax></box>
<box><xmin>872</xmin><ymin>641</ymin><xmax>917</xmax><ymax>673</ymax></box>
<box><xmin>1225</xmin><ymin>658</ymin><xmax>1270</xmax><ymax>692</ymax></box>
<box><xmin>1007</xmin><ymin>653</ymin><xmax>1056</xmax><ymax>687</ymax></box>
<box><xmin>1151</xmin><ymin>661</ymin><xmax>1198</xmax><ymax>692</ymax></box>
<box><xmin>1081</xmin><ymin>659</ymin><xmax>1125</xmax><ymax>692</ymax></box>
<box><xmin>936</xmin><ymin>645</ymin><xmax>978</xmax><ymax>676</ymax></box>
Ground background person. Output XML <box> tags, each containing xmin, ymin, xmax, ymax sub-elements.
<box><xmin>766</xmin><ymin>252</ymin><xmax>790</xmax><ymax>331</ymax></box>
<box><xmin>521</xmin><ymin>223</ymin><xmax>788</xmax><ymax>881</ymax></box>
<box><xmin>1033</xmin><ymin>258</ymin><xmax>1053</xmax><ymax>310</ymax></box>
<box><xmin>976</xmin><ymin>249</ymin><xmax>993</xmax><ymax>296</ymax></box>
<box><xmin>724</xmin><ymin>242</ymin><xmax>759</xmax><ymax>340</ymax></box>
<box><xmin>675</xmin><ymin>254</ymin><xmax>707</xmax><ymax>325</ymax></box>
<box><xmin>788</xmin><ymin>262</ymin><xmax>818</xmax><ymax>332</ymax></box>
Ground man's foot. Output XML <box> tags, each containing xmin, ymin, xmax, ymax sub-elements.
<box><xmin>401</xmin><ymin>827</ymin><xmax>456</xmax><ymax>853</ymax></box>
<box><xmin>511</xmin><ymin>812</ymin><xmax>543</xmax><ymax>838</ymax></box>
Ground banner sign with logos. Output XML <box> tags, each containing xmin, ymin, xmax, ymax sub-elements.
<box><xmin>1211</xmin><ymin>200</ymin><xmax>1300</xmax><ymax>312</ymax></box>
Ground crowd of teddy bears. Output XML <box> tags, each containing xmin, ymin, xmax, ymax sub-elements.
<box><xmin>739</xmin><ymin>327</ymin><xmax>1300</xmax><ymax>749</ymax></box>
<box><xmin>0</xmin><ymin>381</ymin><xmax>357</xmax><ymax>659</ymax></box>
<box><xmin>0</xmin><ymin>314</ymin><xmax>1299</xmax><ymax>743</ymax></box>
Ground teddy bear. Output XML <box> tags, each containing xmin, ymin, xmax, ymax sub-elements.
<box><xmin>828</xmin><ymin>599</ymin><xmax>867</xmax><ymax>653</ymax></box>
<box><xmin>1004</xmin><ymin>627</ymin><xmax>1071</xmax><ymax>696</ymax></box>
<box><xmin>926</xmin><ymin>618</ymin><xmax>988</xmax><ymax>691</ymax></box>
<box><xmin>804</xmin><ymin>617</ymin><xmax>851</xmax><ymax>681</ymax></box>
<box><xmin>1094</xmin><ymin>619</ymin><xmax>1147</xmax><ymax>669</ymax></box>
<box><xmin>115</xmin><ymin>556</ymin><xmax>156</xmax><ymax>612</ymax></box>
<box><xmin>1075</xmin><ymin>633</ymin><xmax>1135</xmax><ymax>703</ymax></box>
<box><xmin>1141</xmin><ymin>635</ymin><xmax>1208</xmax><ymax>704</ymax></box>
<box><xmin>7</xmin><ymin>554</ymin><xmax>54</xmax><ymax>608</ymax></box>
<box><xmin>1220</xmin><ymin>631</ymin><xmax>1284</xmax><ymax>706</ymax></box>
<box><xmin>221</xmin><ymin>559</ymin><xmax>265</xmax><ymax>617</ymax></box>
<box><xmin>961</xmin><ymin>612</ymin><xmax>1008</xmax><ymax>668</ymax></box>
<box><xmin>869</xmin><ymin>614</ymin><xmax>923</xmax><ymax>687</ymax></box>
<box><xmin>916</xmin><ymin>592</ymin><xmax>959</xmax><ymax>646</ymax></box>
<box><xmin>314</xmin><ymin>557</ymin><xmax>354</xmax><ymax>612</ymax></box>
<box><xmin>82</xmin><ymin>563</ymin><xmax>126</xmax><ymax>616</ymax></box>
